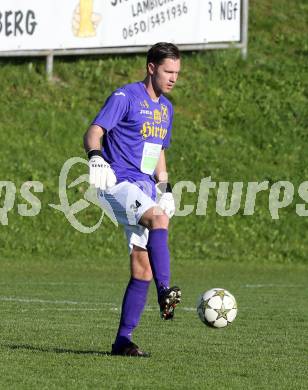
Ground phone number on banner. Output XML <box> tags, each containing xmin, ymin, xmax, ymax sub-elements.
<box><xmin>122</xmin><ymin>2</ymin><xmax>188</xmax><ymax>40</ymax></box>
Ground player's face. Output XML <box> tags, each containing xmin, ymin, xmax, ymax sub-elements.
<box><xmin>149</xmin><ymin>58</ymin><xmax>181</xmax><ymax>95</ymax></box>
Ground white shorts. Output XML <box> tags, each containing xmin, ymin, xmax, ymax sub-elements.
<box><xmin>97</xmin><ymin>181</ymin><xmax>157</xmax><ymax>253</ymax></box>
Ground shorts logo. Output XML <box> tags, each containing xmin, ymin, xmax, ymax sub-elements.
<box><xmin>153</xmin><ymin>109</ymin><xmax>162</xmax><ymax>124</ymax></box>
<box><xmin>130</xmin><ymin>200</ymin><xmax>142</xmax><ymax>213</ymax></box>
<box><xmin>161</xmin><ymin>104</ymin><xmax>168</xmax><ymax>122</ymax></box>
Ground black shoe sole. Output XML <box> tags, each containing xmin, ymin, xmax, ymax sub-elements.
<box><xmin>111</xmin><ymin>342</ymin><xmax>150</xmax><ymax>358</ymax></box>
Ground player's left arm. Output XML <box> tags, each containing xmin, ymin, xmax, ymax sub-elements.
<box><xmin>155</xmin><ymin>150</ymin><xmax>175</xmax><ymax>218</ymax></box>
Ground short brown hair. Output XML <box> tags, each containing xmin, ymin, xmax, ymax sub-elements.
<box><xmin>146</xmin><ymin>42</ymin><xmax>180</xmax><ymax>66</ymax></box>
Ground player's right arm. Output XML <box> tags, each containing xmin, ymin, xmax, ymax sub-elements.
<box><xmin>84</xmin><ymin>124</ymin><xmax>104</xmax><ymax>152</ymax></box>
<box><xmin>85</xmin><ymin>88</ymin><xmax>128</xmax><ymax>190</ymax></box>
<box><xmin>83</xmin><ymin>124</ymin><xmax>117</xmax><ymax>190</ymax></box>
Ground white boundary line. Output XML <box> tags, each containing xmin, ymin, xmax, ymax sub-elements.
<box><xmin>0</xmin><ymin>283</ymin><xmax>304</xmax><ymax>288</ymax></box>
<box><xmin>1</xmin><ymin>283</ymin><xmax>305</xmax><ymax>313</ymax></box>
<box><xmin>242</xmin><ymin>284</ymin><xmax>302</xmax><ymax>288</ymax></box>
<box><xmin>0</xmin><ymin>296</ymin><xmax>197</xmax><ymax>312</ymax></box>
<box><xmin>0</xmin><ymin>296</ymin><xmax>113</xmax><ymax>306</ymax></box>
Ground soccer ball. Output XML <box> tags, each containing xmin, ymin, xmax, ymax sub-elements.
<box><xmin>197</xmin><ymin>288</ymin><xmax>237</xmax><ymax>328</ymax></box>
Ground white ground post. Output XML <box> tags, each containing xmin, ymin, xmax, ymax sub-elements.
<box><xmin>241</xmin><ymin>0</ymin><xmax>249</xmax><ymax>59</ymax></box>
<box><xmin>46</xmin><ymin>52</ymin><xmax>54</xmax><ymax>81</ymax></box>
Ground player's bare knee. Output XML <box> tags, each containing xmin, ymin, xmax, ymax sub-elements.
<box><xmin>148</xmin><ymin>212</ymin><xmax>169</xmax><ymax>230</ymax></box>
<box><xmin>139</xmin><ymin>206</ymin><xmax>169</xmax><ymax>229</ymax></box>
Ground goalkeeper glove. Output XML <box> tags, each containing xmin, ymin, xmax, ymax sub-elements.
<box><xmin>156</xmin><ymin>182</ymin><xmax>175</xmax><ymax>219</ymax></box>
<box><xmin>87</xmin><ymin>150</ymin><xmax>116</xmax><ymax>191</ymax></box>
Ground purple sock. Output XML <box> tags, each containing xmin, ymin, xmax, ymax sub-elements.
<box><xmin>114</xmin><ymin>277</ymin><xmax>150</xmax><ymax>349</ymax></box>
<box><xmin>147</xmin><ymin>228</ymin><xmax>170</xmax><ymax>295</ymax></box>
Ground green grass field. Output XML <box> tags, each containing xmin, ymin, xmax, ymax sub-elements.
<box><xmin>0</xmin><ymin>258</ymin><xmax>307</xmax><ymax>389</ymax></box>
<box><xmin>0</xmin><ymin>0</ymin><xmax>307</xmax><ymax>388</ymax></box>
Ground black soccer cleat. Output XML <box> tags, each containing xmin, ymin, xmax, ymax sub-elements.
<box><xmin>111</xmin><ymin>342</ymin><xmax>150</xmax><ymax>358</ymax></box>
<box><xmin>158</xmin><ymin>286</ymin><xmax>182</xmax><ymax>320</ymax></box>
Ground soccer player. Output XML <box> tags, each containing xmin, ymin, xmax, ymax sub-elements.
<box><xmin>83</xmin><ymin>42</ymin><xmax>181</xmax><ymax>357</ymax></box>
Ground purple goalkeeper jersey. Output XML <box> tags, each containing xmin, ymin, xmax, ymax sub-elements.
<box><xmin>92</xmin><ymin>81</ymin><xmax>174</xmax><ymax>199</ymax></box>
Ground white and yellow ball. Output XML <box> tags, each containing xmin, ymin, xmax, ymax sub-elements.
<box><xmin>197</xmin><ymin>288</ymin><xmax>237</xmax><ymax>328</ymax></box>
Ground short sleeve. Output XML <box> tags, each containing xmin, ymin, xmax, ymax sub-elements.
<box><xmin>163</xmin><ymin>106</ymin><xmax>173</xmax><ymax>149</ymax></box>
<box><xmin>92</xmin><ymin>89</ymin><xmax>129</xmax><ymax>132</ymax></box>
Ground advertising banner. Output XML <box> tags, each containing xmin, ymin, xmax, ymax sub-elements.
<box><xmin>0</xmin><ymin>0</ymin><xmax>241</xmax><ymax>51</ymax></box>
